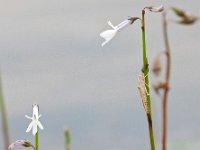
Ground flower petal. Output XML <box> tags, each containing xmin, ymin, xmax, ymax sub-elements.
<box><xmin>32</xmin><ymin>122</ymin><xmax>38</xmax><ymax>135</ymax></box>
<box><xmin>100</xmin><ymin>29</ymin><xmax>117</xmax><ymax>46</ymax></box>
<box><xmin>115</xmin><ymin>19</ymin><xmax>131</xmax><ymax>31</ymax></box>
<box><xmin>25</xmin><ymin>115</ymin><xmax>32</xmax><ymax>120</ymax></box>
<box><xmin>38</xmin><ymin>114</ymin><xmax>42</xmax><ymax>118</ymax></box>
<box><xmin>33</xmin><ymin>104</ymin><xmax>39</xmax><ymax>119</ymax></box>
<box><xmin>26</xmin><ymin>121</ymin><xmax>33</xmax><ymax>133</ymax></box>
<box><xmin>107</xmin><ymin>21</ymin><xmax>116</xmax><ymax>29</ymax></box>
<box><xmin>37</xmin><ymin>121</ymin><xmax>44</xmax><ymax>130</ymax></box>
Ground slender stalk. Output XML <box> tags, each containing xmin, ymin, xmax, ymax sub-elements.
<box><xmin>0</xmin><ymin>75</ymin><xmax>10</xmax><ymax>150</ymax></box>
<box><xmin>141</xmin><ymin>10</ymin><xmax>155</xmax><ymax>150</ymax></box>
<box><xmin>162</xmin><ymin>11</ymin><xmax>171</xmax><ymax>150</ymax></box>
<box><xmin>35</xmin><ymin>131</ymin><xmax>39</xmax><ymax>150</ymax></box>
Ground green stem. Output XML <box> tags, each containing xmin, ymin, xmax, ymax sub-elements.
<box><xmin>35</xmin><ymin>131</ymin><xmax>39</xmax><ymax>150</ymax></box>
<box><xmin>0</xmin><ymin>75</ymin><xmax>10</xmax><ymax>150</ymax></box>
<box><xmin>141</xmin><ymin>9</ymin><xmax>156</xmax><ymax>150</ymax></box>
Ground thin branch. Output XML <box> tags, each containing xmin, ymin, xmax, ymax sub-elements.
<box><xmin>162</xmin><ymin>11</ymin><xmax>171</xmax><ymax>150</ymax></box>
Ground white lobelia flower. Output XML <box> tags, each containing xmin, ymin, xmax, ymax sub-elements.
<box><xmin>100</xmin><ymin>19</ymin><xmax>132</xmax><ymax>46</ymax></box>
<box><xmin>145</xmin><ymin>5</ymin><xmax>164</xmax><ymax>12</ymax></box>
<box><xmin>25</xmin><ymin>104</ymin><xmax>44</xmax><ymax>135</ymax></box>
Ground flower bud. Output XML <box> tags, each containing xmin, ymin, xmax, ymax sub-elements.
<box><xmin>8</xmin><ymin>140</ymin><xmax>35</xmax><ymax>150</ymax></box>
<box><xmin>64</xmin><ymin>128</ymin><xmax>71</xmax><ymax>150</ymax></box>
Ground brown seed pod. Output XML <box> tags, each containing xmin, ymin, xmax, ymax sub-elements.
<box><xmin>152</xmin><ymin>52</ymin><xmax>163</xmax><ymax>77</ymax></box>
<box><xmin>153</xmin><ymin>80</ymin><xmax>168</xmax><ymax>95</ymax></box>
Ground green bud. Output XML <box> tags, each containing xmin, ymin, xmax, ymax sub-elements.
<box><xmin>64</xmin><ymin>128</ymin><xmax>71</xmax><ymax>150</ymax></box>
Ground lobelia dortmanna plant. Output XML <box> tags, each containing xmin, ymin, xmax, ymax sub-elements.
<box><xmin>8</xmin><ymin>104</ymin><xmax>44</xmax><ymax>150</ymax></box>
<box><xmin>152</xmin><ymin>6</ymin><xmax>200</xmax><ymax>150</ymax></box>
<box><xmin>100</xmin><ymin>5</ymin><xmax>164</xmax><ymax>150</ymax></box>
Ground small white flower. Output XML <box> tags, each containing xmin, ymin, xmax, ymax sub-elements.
<box><xmin>145</xmin><ymin>5</ymin><xmax>164</xmax><ymax>12</ymax></box>
<box><xmin>100</xmin><ymin>19</ymin><xmax>131</xmax><ymax>46</ymax></box>
<box><xmin>25</xmin><ymin>104</ymin><xmax>44</xmax><ymax>135</ymax></box>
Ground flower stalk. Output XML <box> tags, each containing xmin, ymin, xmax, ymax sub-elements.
<box><xmin>35</xmin><ymin>131</ymin><xmax>39</xmax><ymax>150</ymax></box>
<box><xmin>0</xmin><ymin>75</ymin><xmax>10</xmax><ymax>150</ymax></box>
<box><xmin>141</xmin><ymin>9</ymin><xmax>155</xmax><ymax>150</ymax></box>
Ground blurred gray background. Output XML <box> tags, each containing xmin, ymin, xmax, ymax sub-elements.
<box><xmin>0</xmin><ymin>0</ymin><xmax>200</xmax><ymax>150</ymax></box>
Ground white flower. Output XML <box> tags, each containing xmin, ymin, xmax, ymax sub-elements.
<box><xmin>145</xmin><ymin>5</ymin><xmax>164</xmax><ymax>12</ymax></box>
<box><xmin>25</xmin><ymin>104</ymin><xmax>44</xmax><ymax>135</ymax></box>
<box><xmin>100</xmin><ymin>19</ymin><xmax>131</xmax><ymax>46</ymax></box>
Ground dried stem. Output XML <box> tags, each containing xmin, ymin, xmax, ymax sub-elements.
<box><xmin>162</xmin><ymin>11</ymin><xmax>171</xmax><ymax>150</ymax></box>
<box><xmin>0</xmin><ymin>75</ymin><xmax>10</xmax><ymax>150</ymax></box>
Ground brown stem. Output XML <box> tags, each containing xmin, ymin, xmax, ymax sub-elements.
<box><xmin>0</xmin><ymin>76</ymin><xmax>10</xmax><ymax>150</ymax></box>
<box><xmin>162</xmin><ymin>11</ymin><xmax>171</xmax><ymax>150</ymax></box>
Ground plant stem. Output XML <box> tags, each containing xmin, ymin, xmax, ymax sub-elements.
<box><xmin>141</xmin><ymin>9</ymin><xmax>156</xmax><ymax>150</ymax></box>
<box><xmin>162</xmin><ymin>11</ymin><xmax>171</xmax><ymax>150</ymax></box>
<box><xmin>35</xmin><ymin>131</ymin><xmax>39</xmax><ymax>150</ymax></box>
<box><xmin>0</xmin><ymin>75</ymin><xmax>10</xmax><ymax>150</ymax></box>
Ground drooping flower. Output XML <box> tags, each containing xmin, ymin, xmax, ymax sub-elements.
<box><xmin>100</xmin><ymin>19</ymin><xmax>133</xmax><ymax>46</ymax></box>
<box><xmin>64</xmin><ymin>128</ymin><xmax>71</xmax><ymax>150</ymax></box>
<box><xmin>25</xmin><ymin>104</ymin><xmax>44</xmax><ymax>135</ymax></box>
<box><xmin>8</xmin><ymin>140</ymin><xmax>35</xmax><ymax>150</ymax></box>
<box><xmin>171</xmin><ymin>7</ymin><xmax>200</xmax><ymax>25</ymax></box>
<box><xmin>145</xmin><ymin>5</ymin><xmax>164</xmax><ymax>12</ymax></box>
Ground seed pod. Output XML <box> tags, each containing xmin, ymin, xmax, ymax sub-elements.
<box><xmin>152</xmin><ymin>53</ymin><xmax>162</xmax><ymax>76</ymax></box>
<box><xmin>153</xmin><ymin>81</ymin><xmax>168</xmax><ymax>95</ymax></box>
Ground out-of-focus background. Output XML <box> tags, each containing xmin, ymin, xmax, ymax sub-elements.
<box><xmin>0</xmin><ymin>0</ymin><xmax>200</xmax><ymax>150</ymax></box>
